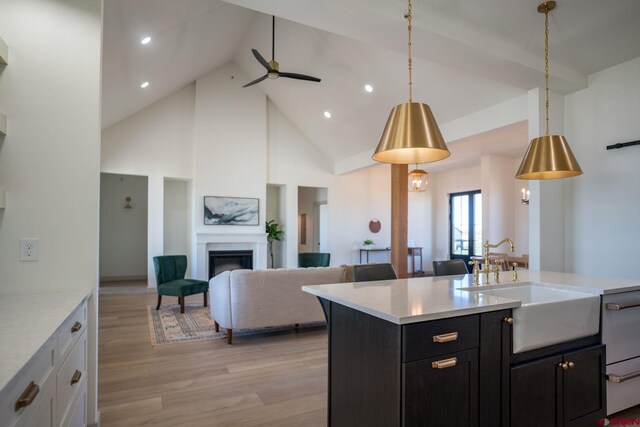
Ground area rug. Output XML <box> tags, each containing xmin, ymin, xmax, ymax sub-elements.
<box><xmin>147</xmin><ymin>304</ymin><xmax>325</xmax><ymax>345</ymax></box>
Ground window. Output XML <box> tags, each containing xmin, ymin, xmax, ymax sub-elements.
<box><xmin>449</xmin><ymin>190</ymin><xmax>482</xmax><ymax>264</ymax></box>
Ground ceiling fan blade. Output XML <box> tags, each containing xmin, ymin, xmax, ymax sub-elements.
<box><xmin>279</xmin><ymin>72</ymin><xmax>321</xmax><ymax>83</ymax></box>
<box><xmin>243</xmin><ymin>74</ymin><xmax>268</xmax><ymax>88</ymax></box>
<box><xmin>251</xmin><ymin>49</ymin><xmax>272</xmax><ymax>71</ymax></box>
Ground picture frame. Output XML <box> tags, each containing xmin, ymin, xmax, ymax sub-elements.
<box><xmin>204</xmin><ymin>196</ymin><xmax>259</xmax><ymax>226</ymax></box>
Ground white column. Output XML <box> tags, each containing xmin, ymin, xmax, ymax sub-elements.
<box><xmin>527</xmin><ymin>88</ymin><xmax>566</xmax><ymax>272</ymax></box>
<box><xmin>147</xmin><ymin>175</ymin><xmax>164</xmax><ymax>287</ymax></box>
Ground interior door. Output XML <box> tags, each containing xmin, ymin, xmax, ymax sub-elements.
<box><xmin>450</xmin><ymin>190</ymin><xmax>482</xmax><ymax>264</ymax></box>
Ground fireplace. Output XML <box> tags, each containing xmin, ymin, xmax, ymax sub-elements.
<box><xmin>209</xmin><ymin>250</ymin><xmax>253</xmax><ymax>279</ymax></box>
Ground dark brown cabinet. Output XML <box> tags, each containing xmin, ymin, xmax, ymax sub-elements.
<box><xmin>403</xmin><ymin>349</ymin><xmax>478</xmax><ymax>426</ymax></box>
<box><xmin>323</xmin><ymin>298</ymin><xmax>604</xmax><ymax>427</ymax></box>
<box><xmin>509</xmin><ymin>345</ymin><xmax>606</xmax><ymax>427</ymax></box>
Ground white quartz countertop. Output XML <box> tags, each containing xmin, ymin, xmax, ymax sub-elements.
<box><xmin>0</xmin><ymin>289</ymin><xmax>91</xmax><ymax>392</ymax></box>
<box><xmin>302</xmin><ymin>270</ymin><xmax>640</xmax><ymax>325</ymax></box>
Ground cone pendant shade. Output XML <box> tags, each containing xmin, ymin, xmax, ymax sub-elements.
<box><xmin>515</xmin><ymin>134</ymin><xmax>583</xmax><ymax>179</ymax></box>
<box><xmin>373</xmin><ymin>102</ymin><xmax>450</xmax><ymax>164</ymax></box>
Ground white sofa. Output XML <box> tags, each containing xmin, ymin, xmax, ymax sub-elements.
<box><xmin>209</xmin><ymin>266</ymin><xmax>348</xmax><ymax>344</ymax></box>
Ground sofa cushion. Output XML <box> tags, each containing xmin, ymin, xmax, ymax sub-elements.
<box><xmin>224</xmin><ymin>266</ymin><xmax>345</xmax><ymax>330</ymax></box>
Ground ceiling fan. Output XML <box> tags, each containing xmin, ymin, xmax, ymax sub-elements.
<box><xmin>243</xmin><ymin>16</ymin><xmax>322</xmax><ymax>88</ymax></box>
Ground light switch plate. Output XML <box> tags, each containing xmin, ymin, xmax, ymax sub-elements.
<box><xmin>20</xmin><ymin>238</ymin><xmax>39</xmax><ymax>262</ymax></box>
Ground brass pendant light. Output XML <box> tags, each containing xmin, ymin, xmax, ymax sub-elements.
<box><xmin>372</xmin><ymin>0</ymin><xmax>450</xmax><ymax>164</ymax></box>
<box><xmin>408</xmin><ymin>165</ymin><xmax>429</xmax><ymax>192</ymax></box>
<box><xmin>515</xmin><ymin>1</ymin><xmax>582</xmax><ymax>180</ymax></box>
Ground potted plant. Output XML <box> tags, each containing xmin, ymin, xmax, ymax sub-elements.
<box><xmin>266</xmin><ymin>219</ymin><xmax>284</xmax><ymax>268</ymax></box>
<box><xmin>363</xmin><ymin>239</ymin><xmax>374</xmax><ymax>250</ymax></box>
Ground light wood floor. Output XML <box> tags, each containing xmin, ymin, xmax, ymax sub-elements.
<box><xmin>98</xmin><ymin>281</ymin><xmax>640</xmax><ymax>426</ymax></box>
<box><xmin>98</xmin><ymin>281</ymin><xmax>328</xmax><ymax>426</ymax></box>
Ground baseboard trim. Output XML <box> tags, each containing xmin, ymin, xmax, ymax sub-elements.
<box><xmin>100</xmin><ymin>275</ymin><xmax>147</xmax><ymax>283</ymax></box>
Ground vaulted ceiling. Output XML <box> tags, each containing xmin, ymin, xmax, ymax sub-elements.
<box><xmin>102</xmin><ymin>0</ymin><xmax>640</xmax><ymax>168</ymax></box>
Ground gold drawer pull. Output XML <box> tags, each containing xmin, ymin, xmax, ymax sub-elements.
<box><xmin>70</xmin><ymin>370</ymin><xmax>82</xmax><ymax>385</ymax></box>
<box><xmin>14</xmin><ymin>381</ymin><xmax>39</xmax><ymax>411</ymax></box>
<box><xmin>71</xmin><ymin>321</ymin><xmax>82</xmax><ymax>333</ymax></box>
<box><xmin>432</xmin><ymin>332</ymin><xmax>458</xmax><ymax>343</ymax></box>
<box><xmin>432</xmin><ymin>357</ymin><xmax>457</xmax><ymax>369</ymax></box>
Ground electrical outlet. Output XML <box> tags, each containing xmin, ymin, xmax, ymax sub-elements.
<box><xmin>20</xmin><ymin>238</ymin><xmax>39</xmax><ymax>262</ymax></box>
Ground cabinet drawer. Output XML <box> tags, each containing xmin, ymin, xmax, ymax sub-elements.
<box><xmin>606</xmin><ymin>356</ymin><xmax>640</xmax><ymax>415</ymax></box>
<box><xmin>602</xmin><ymin>291</ymin><xmax>640</xmax><ymax>364</ymax></box>
<box><xmin>56</xmin><ymin>330</ymin><xmax>86</xmax><ymax>426</ymax></box>
<box><xmin>61</xmin><ymin>375</ymin><xmax>86</xmax><ymax>427</ymax></box>
<box><xmin>403</xmin><ymin>348</ymin><xmax>478</xmax><ymax>426</ymax></box>
<box><xmin>0</xmin><ymin>334</ymin><xmax>57</xmax><ymax>427</ymax></box>
<box><xmin>18</xmin><ymin>378</ymin><xmax>56</xmax><ymax>427</ymax></box>
<box><xmin>57</xmin><ymin>301</ymin><xmax>87</xmax><ymax>365</ymax></box>
<box><xmin>402</xmin><ymin>315</ymin><xmax>479</xmax><ymax>362</ymax></box>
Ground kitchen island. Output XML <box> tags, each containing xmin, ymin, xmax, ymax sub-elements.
<box><xmin>303</xmin><ymin>270</ymin><xmax>640</xmax><ymax>426</ymax></box>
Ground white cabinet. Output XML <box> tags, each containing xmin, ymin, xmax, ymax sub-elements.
<box><xmin>0</xmin><ymin>299</ymin><xmax>88</xmax><ymax>427</ymax></box>
<box><xmin>602</xmin><ymin>290</ymin><xmax>640</xmax><ymax>415</ymax></box>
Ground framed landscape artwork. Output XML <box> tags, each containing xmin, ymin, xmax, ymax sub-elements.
<box><xmin>204</xmin><ymin>196</ymin><xmax>259</xmax><ymax>226</ymax></box>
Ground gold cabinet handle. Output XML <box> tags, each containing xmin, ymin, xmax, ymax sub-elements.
<box><xmin>503</xmin><ymin>317</ymin><xmax>514</xmax><ymax>325</ymax></box>
<box><xmin>567</xmin><ymin>361</ymin><xmax>575</xmax><ymax>369</ymax></box>
<box><xmin>432</xmin><ymin>357</ymin><xmax>457</xmax><ymax>369</ymax></box>
<box><xmin>559</xmin><ymin>362</ymin><xmax>574</xmax><ymax>370</ymax></box>
<box><xmin>71</xmin><ymin>321</ymin><xmax>82</xmax><ymax>333</ymax></box>
<box><xmin>70</xmin><ymin>370</ymin><xmax>82</xmax><ymax>385</ymax></box>
<box><xmin>14</xmin><ymin>381</ymin><xmax>39</xmax><ymax>411</ymax></box>
<box><xmin>432</xmin><ymin>332</ymin><xmax>458</xmax><ymax>343</ymax></box>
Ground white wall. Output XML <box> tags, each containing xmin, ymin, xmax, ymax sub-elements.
<box><xmin>514</xmin><ymin>159</ymin><xmax>530</xmax><ymax>256</ymax></box>
<box><xmin>193</xmin><ymin>63</ymin><xmax>267</xmax><ymax>236</ymax></box>
<box><xmin>267</xmin><ymin>99</ymin><xmax>393</xmax><ymax>266</ymax></box>
<box><xmin>481</xmin><ymin>155</ymin><xmax>516</xmax><ymax>246</ymax></box>
<box><xmin>564</xmin><ymin>57</ymin><xmax>640</xmax><ymax>279</ymax></box>
<box><xmin>163</xmin><ymin>179</ymin><xmax>191</xmax><ymax>260</ymax></box>
<box><xmin>102</xmin><ymin>83</ymin><xmax>196</xmax><ymax>285</ymax></box>
<box><xmin>0</xmin><ymin>0</ymin><xmax>101</xmax><ymax>423</ymax></box>
<box><xmin>265</xmin><ymin>184</ymin><xmax>284</xmax><ymax>268</ymax></box>
<box><xmin>100</xmin><ymin>173</ymin><xmax>148</xmax><ymax>280</ymax></box>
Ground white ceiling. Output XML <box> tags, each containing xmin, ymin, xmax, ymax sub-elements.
<box><xmin>102</xmin><ymin>0</ymin><xmax>640</xmax><ymax>168</ymax></box>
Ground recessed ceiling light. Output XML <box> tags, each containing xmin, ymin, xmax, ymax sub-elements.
<box><xmin>140</xmin><ymin>81</ymin><xmax>149</xmax><ymax>89</ymax></box>
<box><xmin>364</xmin><ymin>84</ymin><xmax>373</xmax><ymax>93</ymax></box>
<box><xmin>141</xmin><ymin>36</ymin><xmax>151</xmax><ymax>45</ymax></box>
<box><xmin>324</xmin><ymin>111</ymin><xmax>332</xmax><ymax>119</ymax></box>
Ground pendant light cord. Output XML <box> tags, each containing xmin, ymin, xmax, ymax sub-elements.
<box><xmin>544</xmin><ymin>4</ymin><xmax>550</xmax><ymax>135</ymax></box>
<box><xmin>407</xmin><ymin>0</ymin><xmax>413</xmax><ymax>103</ymax></box>
<box><xmin>272</xmin><ymin>15</ymin><xmax>275</xmax><ymax>61</ymax></box>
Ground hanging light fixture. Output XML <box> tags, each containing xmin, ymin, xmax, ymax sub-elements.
<box><xmin>372</xmin><ymin>0</ymin><xmax>450</xmax><ymax>164</ymax></box>
<box><xmin>408</xmin><ymin>165</ymin><xmax>429</xmax><ymax>192</ymax></box>
<box><xmin>515</xmin><ymin>1</ymin><xmax>582</xmax><ymax>180</ymax></box>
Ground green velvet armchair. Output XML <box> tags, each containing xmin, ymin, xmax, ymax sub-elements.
<box><xmin>153</xmin><ymin>255</ymin><xmax>209</xmax><ymax>313</ymax></box>
<box><xmin>298</xmin><ymin>252</ymin><xmax>331</xmax><ymax>268</ymax></box>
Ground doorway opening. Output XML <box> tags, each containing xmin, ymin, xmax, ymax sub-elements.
<box><xmin>99</xmin><ymin>173</ymin><xmax>148</xmax><ymax>284</ymax></box>
<box><xmin>449</xmin><ymin>190</ymin><xmax>482</xmax><ymax>264</ymax></box>
<box><xmin>298</xmin><ymin>186</ymin><xmax>328</xmax><ymax>254</ymax></box>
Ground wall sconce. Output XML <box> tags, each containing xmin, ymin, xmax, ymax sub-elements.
<box><xmin>521</xmin><ymin>188</ymin><xmax>530</xmax><ymax>205</ymax></box>
<box><xmin>124</xmin><ymin>196</ymin><xmax>133</xmax><ymax>209</ymax></box>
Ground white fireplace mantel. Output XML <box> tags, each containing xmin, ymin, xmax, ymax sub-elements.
<box><xmin>195</xmin><ymin>232</ymin><xmax>268</xmax><ymax>279</ymax></box>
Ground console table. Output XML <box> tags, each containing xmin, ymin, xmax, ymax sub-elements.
<box><xmin>408</xmin><ymin>247</ymin><xmax>423</xmax><ymax>276</ymax></box>
<box><xmin>359</xmin><ymin>248</ymin><xmax>391</xmax><ymax>264</ymax></box>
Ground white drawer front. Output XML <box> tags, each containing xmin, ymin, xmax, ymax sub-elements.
<box><xmin>602</xmin><ymin>291</ymin><xmax>640</xmax><ymax>364</ymax></box>
<box><xmin>56</xmin><ymin>330</ymin><xmax>86</xmax><ymax>426</ymax></box>
<box><xmin>19</xmin><ymin>378</ymin><xmax>55</xmax><ymax>427</ymax></box>
<box><xmin>62</xmin><ymin>376</ymin><xmax>86</xmax><ymax>427</ymax></box>
<box><xmin>57</xmin><ymin>301</ymin><xmax>87</xmax><ymax>364</ymax></box>
<box><xmin>606</xmin><ymin>356</ymin><xmax>640</xmax><ymax>415</ymax></box>
<box><xmin>0</xmin><ymin>334</ymin><xmax>56</xmax><ymax>427</ymax></box>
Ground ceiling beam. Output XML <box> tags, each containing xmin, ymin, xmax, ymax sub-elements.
<box><xmin>221</xmin><ymin>0</ymin><xmax>587</xmax><ymax>94</ymax></box>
